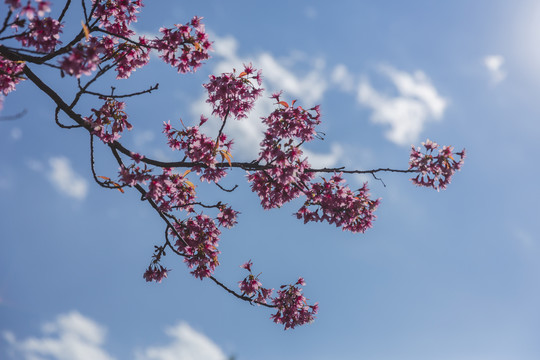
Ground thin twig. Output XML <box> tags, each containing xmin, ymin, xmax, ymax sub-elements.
<box><xmin>58</xmin><ymin>0</ymin><xmax>72</xmax><ymax>22</ymax></box>
<box><xmin>0</xmin><ymin>109</ymin><xmax>27</xmax><ymax>121</ymax></box>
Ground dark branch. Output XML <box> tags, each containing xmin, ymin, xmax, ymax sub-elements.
<box><xmin>82</xmin><ymin>83</ymin><xmax>159</xmax><ymax>99</ymax></box>
<box><xmin>0</xmin><ymin>109</ymin><xmax>27</xmax><ymax>121</ymax></box>
<box><xmin>57</xmin><ymin>0</ymin><xmax>72</xmax><ymax>22</ymax></box>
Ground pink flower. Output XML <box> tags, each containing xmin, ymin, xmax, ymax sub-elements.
<box><xmin>238</xmin><ymin>260</ymin><xmax>273</xmax><ymax>303</ymax></box>
<box><xmin>240</xmin><ymin>260</ymin><xmax>253</xmax><ymax>272</ymax></box>
<box><xmin>60</xmin><ymin>37</ymin><xmax>105</xmax><ymax>78</ymax></box>
<box><xmin>143</xmin><ymin>264</ymin><xmax>169</xmax><ymax>283</ymax></box>
<box><xmin>295</xmin><ymin>174</ymin><xmax>380</xmax><ymax>233</ymax></box>
<box><xmin>203</xmin><ymin>65</ymin><xmax>263</xmax><ymax>120</ymax></box>
<box><xmin>17</xmin><ymin>16</ymin><xmax>62</xmax><ymax>53</ymax></box>
<box><xmin>152</xmin><ymin>17</ymin><xmax>212</xmax><ymax>74</ymax></box>
<box><xmin>217</xmin><ymin>206</ymin><xmax>238</xmax><ymax>228</ymax></box>
<box><xmin>172</xmin><ymin>215</ymin><xmax>221</xmax><ymax>279</ymax></box>
<box><xmin>84</xmin><ymin>98</ymin><xmax>132</xmax><ymax>143</ymax></box>
<box><xmin>239</xmin><ymin>274</ymin><xmax>261</xmax><ymax>296</ymax></box>
<box><xmin>409</xmin><ymin>139</ymin><xmax>466</xmax><ymax>190</ymax></box>
<box><xmin>271</xmin><ymin>278</ymin><xmax>318</xmax><ymax>330</ymax></box>
<box><xmin>5</xmin><ymin>0</ymin><xmax>22</xmax><ymax>10</ymax></box>
<box><xmin>0</xmin><ymin>56</ymin><xmax>25</xmax><ymax>96</ymax></box>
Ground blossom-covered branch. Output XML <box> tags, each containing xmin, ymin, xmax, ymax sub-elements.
<box><xmin>0</xmin><ymin>0</ymin><xmax>465</xmax><ymax>330</ymax></box>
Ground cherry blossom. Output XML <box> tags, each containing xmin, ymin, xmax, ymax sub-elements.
<box><xmin>0</xmin><ymin>56</ymin><xmax>25</xmax><ymax>96</ymax></box>
<box><xmin>409</xmin><ymin>139</ymin><xmax>466</xmax><ymax>190</ymax></box>
<box><xmin>84</xmin><ymin>98</ymin><xmax>132</xmax><ymax>143</ymax></box>
<box><xmin>0</xmin><ymin>0</ymin><xmax>466</xmax><ymax>330</ymax></box>
<box><xmin>271</xmin><ymin>278</ymin><xmax>318</xmax><ymax>330</ymax></box>
<box><xmin>203</xmin><ymin>64</ymin><xmax>263</xmax><ymax>120</ymax></box>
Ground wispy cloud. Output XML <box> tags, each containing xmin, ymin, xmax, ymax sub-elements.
<box><xmin>3</xmin><ymin>312</ymin><xmax>228</xmax><ymax>360</ymax></box>
<box><xmin>192</xmin><ymin>34</ymin><xmax>330</xmax><ymax>161</ymax></box>
<box><xmin>135</xmin><ymin>322</ymin><xmax>227</xmax><ymax>360</ymax></box>
<box><xmin>483</xmin><ymin>55</ymin><xmax>507</xmax><ymax>84</ymax></box>
<box><xmin>3</xmin><ymin>311</ymin><xmax>115</xmax><ymax>360</ymax></box>
<box><xmin>198</xmin><ymin>34</ymin><xmax>446</xmax><ymax>160</ymax></box>
<box><xmin>10</xmin><ymin>127</ymin><xmax>22</xmax><ymax>141</ymax></box>
<box><xmin>47</xmin><ymin>157</ymin><xmax>89</xmax><ymax>200</ymax></box>
<box><xmin>331</xmin><ymin>64</ymin><xmax>355</xmax><ymax>92</ymax></box>
<box><xmin>303</xmin><ymin>143</ymin><xmax>344</xmax><ymax>168</ymax></box>
<box><xmin>356</xmin><ymin>65</ymin><xmax>447</xmax><ymax>146</ymax></box>
<box><xmin>26</xmin><ymin>157</ymin><xmax>88</xmax><ymax>200</ymax></box>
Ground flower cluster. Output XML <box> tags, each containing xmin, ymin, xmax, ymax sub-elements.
<box><xmin>271</xmin><ymin>278</ymin><xmax>318</xmax><ymax>330</ymax></box>
<box><xmin>263</xmin><ymin>92</ymin><xmax>321</xmax><ymax>142</ymax></box>
<box><xmin>7</xmin><ymin>0</ymin><xmax>51</xmax><ymax>19</ymax></box>
<box><xmin>248</xmin><ymin>140</ymin><xmax>313</xmax><ymax>209</ymax></box>
<box><xmin>248</xmin><ymin>95</ymin><xmax>320</xmax><ymax>209</ymax></box>
<box><xmin>143</xmin><ymin>263</ymin><xmax>168</xmax><ymax>283</ymax></box>
<box><xmin>203</xmin><ymin>64</ymin><xmax>263</xmax><ymax>120</ymax></box>
<box><xmin>118</xmin><ymin>162</ymin><xmax>152</xmax><ymax>186</ymax></box>
<box><xmin>238</xmin><ymin>260</ymin><xmax>273</xmax><ymax>304</ymax></box>
<box><xmin>296</xmin><ymin>174</ymin><xmax>380</xmax><ymax>233</ymax></box>
<box><xmin>153</xmin><ymin>16</ymin><xmax>212</xmax><ymax>74</ymax></box>
<box><xmin>92</xmin><ymin>0</ymin><xmax>142</xmax><ymax>38</ymax></box>
<box><xmin>113</xmin><ymin>37</ymin><xmax>150</xmax><ymax>79</ymax></box>
<box><xmin>60</xmin><ymin>37</ymin><xmax>105</xmax><ymax>77</ymax></box>
<box><xmin>172</xmin><ymin>215</ymin><xmax>221</xmax><ymax>279</ymax></box>
<box><xmin>409</xmin><ymin>139</ymin><xmax>466</xmax><ymax>190</ymax></box>
<box><xmin>163</xmin><ymin>119</ymin><xmax>232</xmax><ymax>183</ymax></box>
<box><xmin>0</xmin><ymin>56</ymin><xmax>25</xmax><ymax>95</ymax></box>
<box><xmin>145</xmin><ymin>168</ymin><xmax>196</xmax><ymax>213</ymax></box>
<box><xmin>84</xmin><ymin>98</ymin><xmax>132</xmax><ymax>143</ymax></box>
<box><xmin>16</xmin><ymin>16</ymin><xmax>62</xmax><ymax>53</ymax></box>
<box><xmin>216</xmin><ymin>206</ymin><xmax>238</xmax><ymax>228</ymax></box>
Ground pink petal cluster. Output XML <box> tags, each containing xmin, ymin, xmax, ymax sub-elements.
<box><xmin>16</xmin><ymin>16</ymin><xmax>62</xmax><ymax>53</ymax></box>
<box><xmin>144</xmin><ymin>168</ymin><xmax>196</xmax><ymax>213</ymax></box>
<box><xmin>84</xmin><ymin>98</ymin><xmax>132</xmax><ymax>143</ymax></box>
<box><xmin>409</xmin><ymin>139</ymin><xmax>466</xmax><ymax>190</ymax></box>
<box><xmin>238</xmin><ymin>260</ymin><xmax>273</xmax><ymax>304</ymax></box>
<box><xmin>0</xmin><ymin>56</ymin><xmax>25</xmax><ymax>95</ymax></box>
<box><xmin>163</xmin><ymin>120</ymin><xmax>232</xmax><ymax>182</ymax></box>
<box><xmin>60</xmin><ymin>37</ymin><xmax>105</xmax><ymax>77</ymax></box>
<box><xmin>216</xmin><ymin>206</ymin><xmax>238</xmax><ymax>228</ymax></box>
<box><xmin>173</xmin><ymin>215</ymin><xmax>221</xmax><ymax>279</ymax></box>
<box><xmin>118</xmin><ymin>163</ymin><xmax>152</xmax><ymax>186</ymax></box>
<box><xmin>152</xmin><ymin>16</ymin><xmax>212</xmax><ymax>74</ymax></box>
<box><xmin>113</xmin><ymin>37</ymin><xmax>150</xmax><ymax>79</ymax></box>
<box><xmin>271</xmin><ymin>278</ymin><xmax>318</xmax><ymax>330</ymax></box>
<box><xmin>143</xmin><ymin>264</ymin><xmax>168</xmax><ymax>283</ymax></box>
<box><xmin>9</xmin><ymin>0</ymin><xmax>50</xmax><ymax>19</ymax></box>
<box><xmin>92</xmin><ymin>0</ymin><xmax>142</xmax><ymax>38</ymax></box>
<box><xmin>247</xmin><ymin>95</ymin><xmax>320</xmax><ymax>209</ymax></box>
<box><xmin>203</xmin><ymin>64</ymin><xmax>263</xmax><ymax>120</ymax></box>
<box><xmin>5</xmin><ymin>0</ymin><xmax>22</xmax><ymax>11</ymax></box>
<box><xmin>248</xmin><ymin>142</ymin><xmax>314</xmax><ymax>209</ymax></box>
<box><xmin>296</xmin><ymin>174</ymin><xmax>380</xmax><ymax>233</ymax></box>
<box><xmin>264</xmin><ymin>92</ymin><xmax>321</xmax><ymax>141</ymax></box>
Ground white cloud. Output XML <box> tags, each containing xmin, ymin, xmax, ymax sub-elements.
<box><xmin>136</xmin><ymin>322</ymin><xmax>227</xmax><ymax>360</ymax></box>
<box><xmin>133</xmin><ymin>129</ymin><xmax>156</xmax><ymax>148</ymax></box>
<box><xmin>484</xmin><ymin>55</ymin><xmax>507</xmax><ymax>84</ymax></box>
<box><xmin>331</xmin><ymin>64</ymin><xmax>355</xmax><ymax>92</ymax></box>
<box><xmin>303</xmin><ymin>143</ymin><xmax>344</xmax><ymax>168</ymax></box>
<box><xmin>304</xmin><ymin>6</ymin><xmax>317</xmax><ymax>19</ymax></box>
<box><xmin>4</xmin><ymin>313</ymin><xmax>228</xmax><ymax>360</ymax></box>
<box><xmin>3</xmin><ymin>311</ymin><xmax>115</xmax><ymax>360</ymax></box>
<box><xmin>192</xmin><ymin>34</ymin><xmax>330</xmax><ymax>161</ymax></box>
<box><xmin>47</xmin><ymin>157</ymin><xmax>89</xmax><ymax>200</ymax></box>
<box><xmin>257</xmin><ymin>52</ymin><xmax>327</xmax><ymax>105</ymax></box>
<box><xmin>10</xmin><ymin>127</ymin><xmax>22</xmax><ymax>140</ymax></box>
<box><xmin>357</xmin><ymin>65</ymin><xmax>447</xmax><ymax>146</ymax></box>
<box><xmin>0</xmin><ymin>176</ymin><xmax>10</xmax><ymax>190</ymax></box>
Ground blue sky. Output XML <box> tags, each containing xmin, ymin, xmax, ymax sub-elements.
<box><xmin>1</xmin><ymin>1</ymin><xmax>540</xmax><ymax>359</ymax></box>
